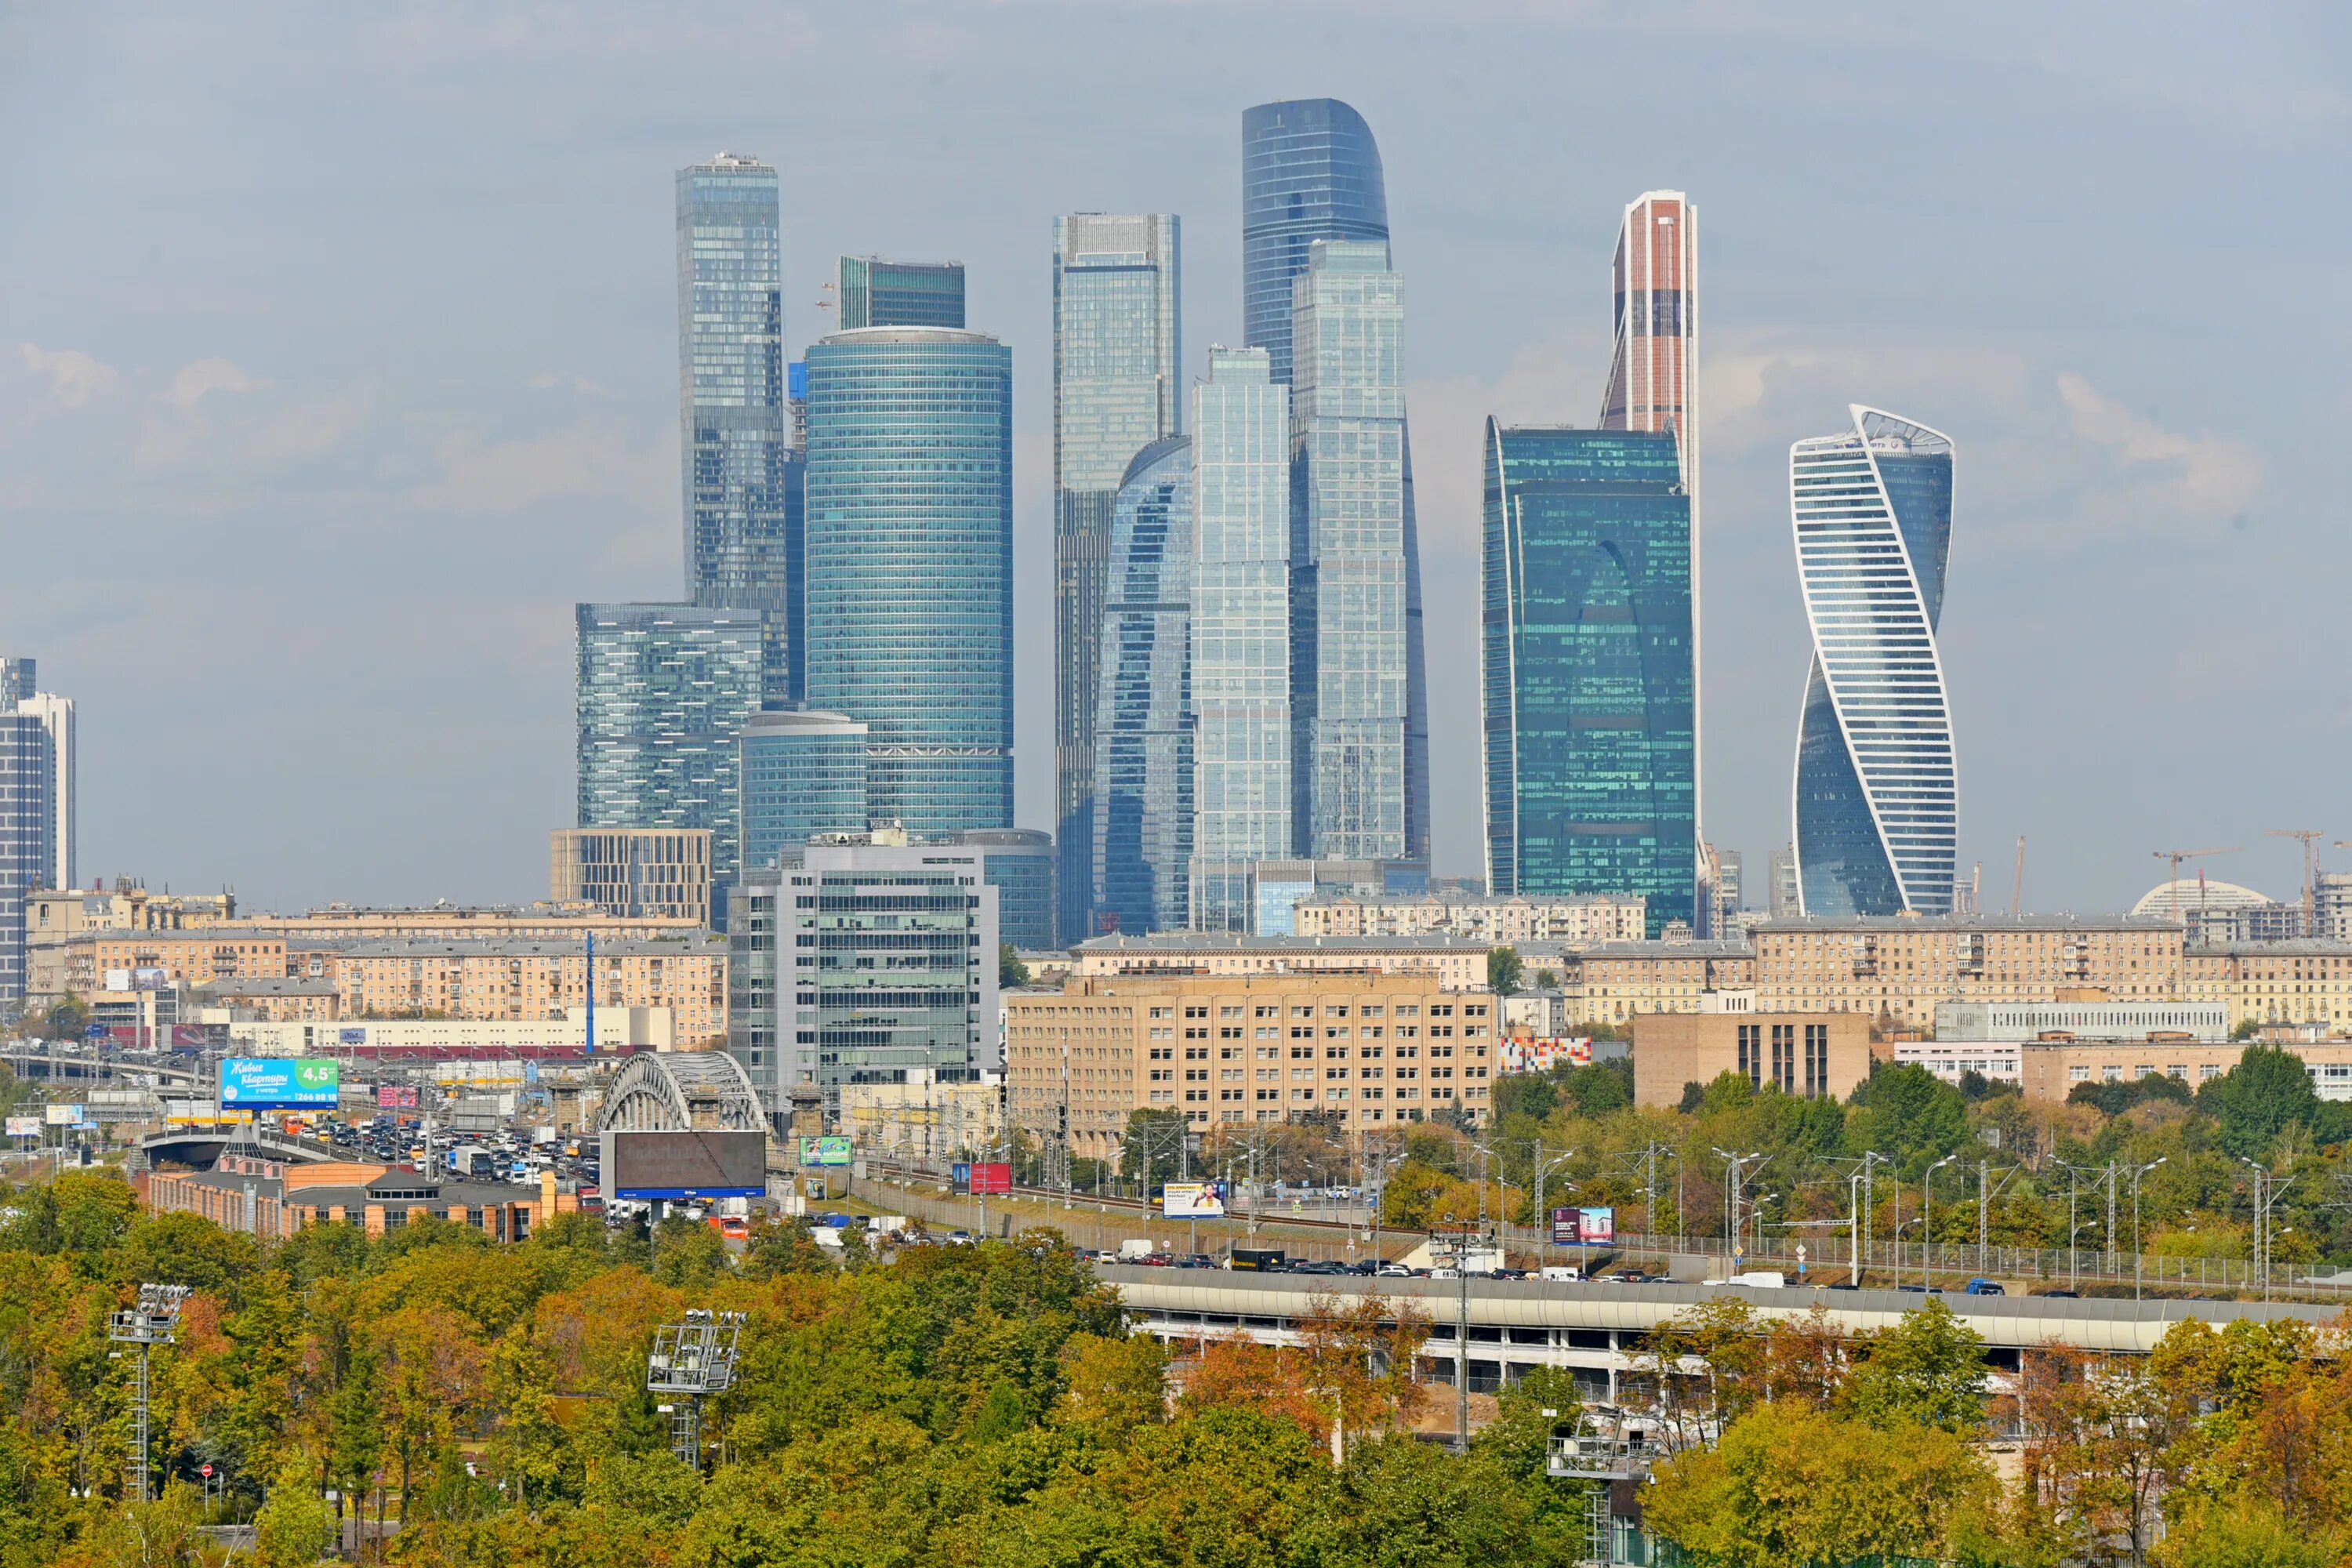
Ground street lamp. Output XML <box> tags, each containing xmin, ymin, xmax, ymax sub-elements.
<box><xmin>1922</xmin><ymin>1153</ymin><xmax>1959</xmax><ymax>1290</ymax></box>
<box><xmin>2130</xmin><ymin>1156</ymin><xmax>2167</xmax><ymax>1300</ymax></box>
<box><xmin>1534</xmin><ymin>1149</ymin><xmax>1577</xmax><ymax>1264</ymax></box>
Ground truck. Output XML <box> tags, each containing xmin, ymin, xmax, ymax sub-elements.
<box><xmin>447</xmin><ymin>1145</ymin><xmax>494</xmax><ymax>1179</ymax></box>
<box><xmin>1117</xmin><ymin>1238</ymin><xmax>1155</xmax><ymax>1262</ymax></box>
<box><xmin>1229</xmin><ymin>1247</ymin><xmax>1286</xmax><ymax>1272</ymax></box>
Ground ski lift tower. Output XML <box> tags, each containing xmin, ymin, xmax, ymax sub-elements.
<box><xmin>108</xmin><ymin>1284</ymin><xmax>194</xmax><ymax>1501</ymax></box>
<box><xmin>1548</xmin><ymin>1406</ymin><xmax>1658</xmax><ymax>1568</ymax></box>
<box><xmin>647</xmin><ymin>1309</ymin><xmax>746</xmax><ymax>1468</ymax></box>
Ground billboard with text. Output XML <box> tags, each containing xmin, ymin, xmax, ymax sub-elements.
<box><xmin>1162</xmin><ymin>1181</ymin><xmax>1226</xmax><ymax>1218</ymax></box>
<box><xmin>221</xmin><ymin>1058</ymin><xmax>340</xmax><ymax>1109</ymax></box>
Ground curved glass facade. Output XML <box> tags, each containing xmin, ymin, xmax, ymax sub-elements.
<box><xmin>1090</xmin><ymin>436</ymin><xmax>1193</xmax><ymax>935</ymax></box>
<box><xmin>1242</xmin><ymin>99</ymin><xmax>1388</xmax><ymax>387</ymax></box>
<box><xmin>1790</xmin><ymin>405</ymin><xmax>1958</xmax><ymax>916</ymax></box>
<box><xmin>1480</xmin><ymin>425</ymin><xmax>1694</xmax><ymax>933</ymax></box>
<box><xmin>739</xmin><ymin>709</ymin><xmax>868</xmax><ymax>873</ymax></box>
<box><xmin>804</xmin><ymin>328</ymin><xmax>1014</xmax><ymax>837</ymax></box>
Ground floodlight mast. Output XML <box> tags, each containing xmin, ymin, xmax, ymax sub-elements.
<box><xmin>107</xmin><ymin>1284</ymin><xmax>194</xmax><ymax>1501</ymax></box>
<box><xmin>646</xmin><ymin>1309</ymin><xmax>747</xmax><ymax>1468</ymax></box>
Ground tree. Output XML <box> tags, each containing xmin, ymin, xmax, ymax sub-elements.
<box><xmin>1488</xmin><ymin>946</ymin><xmax>1524</xmax><ymax>996</ymax></box>
<box><xmin>999</xmin><ymin>941</ymin><xmax>1030</xmax><ymax>989</ymax></box>
<box><xmin>2201</xmin><ymin>1044</ymin><xmax>2328</xmax><ymax>1160</ymax></box>
<box><xmin>254</xmin><ymin>1456</ymin><xmax>337</xmax><ymax>1568</ymax></box>
<box><xmin>1846</xmin><ymin>1062</ymin><xmax>1971</xmax><ymax>1171</ymax></box>
<box><xmin>1119</xmin><ymin>1107</ymin><xmax>1189</xmax><ymax>1191</ymax></box>
<box><xmin>1838</xmin><ymin>1298</ymin><xmax>1989</xmax><ymax>1433</ymax></box>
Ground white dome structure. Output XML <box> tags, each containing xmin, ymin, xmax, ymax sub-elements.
<box><xmin>2132</xmin><ymin>878</ymin><xmax>2274</xmax><ymax>920</ymax></box>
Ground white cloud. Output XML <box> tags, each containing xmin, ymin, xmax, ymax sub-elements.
<box><xmin>2056</xmin><ymin>372</ymin><xmax>2262</xmax><ymax>514</ymax></box>
<box><xmin>18</xmin><ymin>343</ymin><xmax>116</xmax><ymax>406</ymax></box>
<box><xmin>245</xmin><ymin>382</ymin><xmax>374</xmax><ymax>463</ymax></box>
<box><xmin>166</xmin><ymin>357</ymin><xmax>270</xmax><ymax>407</ymax></box>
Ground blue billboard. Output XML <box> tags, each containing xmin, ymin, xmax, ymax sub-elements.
<box><xmin>220</xmin><ymin>1058</ymin><xmax>341</xmax><ymax>1109</ymax></box>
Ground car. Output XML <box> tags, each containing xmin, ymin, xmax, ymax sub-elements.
<box><xmin>1491</xmin><ymin>1268</ymin><xmax>1530</xmax><ymax>1280</ymax></box>
<box><xmin>1374</xmin><ymin>1261</ymin><xmax>1412</xmax><ymax>1277</ymax></box>
<box><xmin>1897</xmin><ymin>1283</ymin><xmax>1930</xmax><ymax>1294</ymax></box>
<box><xmin>1964</xmin><ymin>1279</ymin><xmax>2006</xmax><ymax>1296</ymax></box>
<box><xmin>946</xmin><ymin>1229</ymin><xmax>974</xmax><ymax>1245</ymax></box>
<box><xmin>1289</xmin><ymin>1259</ymin><xmax>1346</xmax><ymax>1276</ymax></box>
<box><xmin>1179</xmin><ymin>1254</ymin><xmax>1215</xmax><ymax>1269</ymax></box>
<box><xmin>2038</xmin><ymin>1288</ymin><xmax>2081</xmax><ymax>1298</ymax></box>
<box><xmin>1140</xmin><ymin>1253</ymin><xmax>1175</xmax><ymax>1267</ymax></box>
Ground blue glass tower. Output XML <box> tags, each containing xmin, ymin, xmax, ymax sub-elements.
<box><xmin>1791</xmin><ymin>407</ymin><xmax>1958</xmax><ymax>916</ymax></box>
<box><xmin>804</xmin><ymin>327</ymin><xmax>1014</xmax><ymax>837</ymax></box>
<box><xmin>837</xmin><ymin>256</ymin><xmax>966</xmax><ymax>330</ymax></box>
<box><xmin>1481</xmin><ymin>424</ymin><xmax>1695</xmax><ymax>933</ymax></box>
<box><xmin>1090</xmin><ymin>435</ymin><xmax>1193</xmax><ymax>935</ymax></box>
<box><xmin>0</xmin><ymin>708</ymin><xmax>52</xmax><ymax>1004</ymax></box>
<box><xmin>677</xmin><ymin>154</ymin><xmax>800</xmax><ymax>704</ymax></box>
<box><xmin>1242</xmin><ymin>99</ymin><xmax>1388</xmax><ymax>389</ymax></box>
<box><xmin>739</xmin><ymin>709</ymin><xmax>869</xmax><ymax>872</ymax></box>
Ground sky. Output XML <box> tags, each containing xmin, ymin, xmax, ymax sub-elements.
<box><xmin>0</xmin><ymin>2</ymin><xmax>2346</xmax><ymax>918</ymax></box>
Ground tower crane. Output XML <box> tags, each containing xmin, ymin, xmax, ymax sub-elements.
<box><xmin>2268</xmin><ymin>829</ymin><xmax>2324</xmax><ymax>937</ymax></box>
<box><xmin>2153</xmin><ymin>846</ymin><xmax>2240</xmax><ymax>995</ymax></box>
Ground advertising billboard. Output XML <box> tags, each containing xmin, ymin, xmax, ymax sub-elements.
<box><xmin>1551</xmin><ymin>1206</ymin><xmax>1617</xmax><ymax>1245</ymax></box>
<box><xmin>1162</xmin><ymin>1181</ymin><xmax>1226</xmax><ymax>1218</ymax></box>
<box><xmin>797</xmin><ymin>1135</ymin><xmax>853</xmax><ymax>1167</ymax></box>
<box><xmin>220</xmin><ymin>1058</ymin><xmax>341</xmax><ymax>1109</ymax></box>
<box><xmin>1551</xmin><ymin>1206</ymin><xmax>1580</xmax><ymax>1245</ymax></box>
<box><xmin>953</xmin><ymin>1161</ymin><xmax>1013</xmax><ymax>1196</ymax></box>
<box><xmin>376</xmin><ymin>1084</ymin><xmax>420</xmax><ymax>1110</ymax></box>
<box><xmin>45</xmin><ymin>1105</ymin><xmax>83</xmax><ymax>1126</ymax></box>
<box><xmin>599</xmin><ymin>1130</ymin><xmax>766</xmax><ymax>1200</ymax></box>
<box><xmin>5</xmin><ymin>1116</ymin><xmax>40</xmax><ymax>1138</ymax></box>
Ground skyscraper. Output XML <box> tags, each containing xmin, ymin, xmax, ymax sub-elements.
<box><xmin>1189</xmin><ymin>348</ymin><xmax>1292</xmax><ymax>931</ymax></box>
<box><xmin>1241</xmin><ymin>99</ymin><xmax>1388</xmax><ymax>388</ymax></box>
<box><xmin>836</xmin><ymin>256</ymin><xmax>966</xmax><ymax>330</ymax></box>
<box><xmin>1790</xmin><ymin>406</ymin><xmax>1958</xmax><ymax>917</ymax></box>
<box><xmin>804</xmin><ymin>327</ymin><xmax>1014</xmax><ymax>837</ymax></box>
<box><xmin>0</xmin><ymin>710</ymin><xmax>50</xmax><ymax>1004</ymax></box>
<box><xmin>739</xmin><ymin>709</ymin><xmax>869</xmax><ymax>873</ymax></box>
<box><xmin>1091</xmin><ymin>436</ymin><xmax>1193</xmax><ymax>935</ymax></box>
<box><xmin>575</xmin><ymin>602</ymin><xmax>764</xmax><ymax>913</ymax></box>
<box><xmin>1480</xmin><ymin>425</ymin><xmax>1695</xmax><ymax>933</ymax></box>
<box><xmin>0</xmin><ymin>658</ymin><xmax>71</xmax><ymax>892</ymax></box>
<box><xmin>677</xmin><ymin>154</ymin><xmax>800</xmax><ymax>703</ymax></box>
<box><xmin>1053</xmin><ymin>212</ymin><xmax>1181</xmax><ymax>942</ymax></box>
<box><xmin>1290</xmin><ymin>239</ymin><xmax>1419</xmax><ymax>865</ymax></box>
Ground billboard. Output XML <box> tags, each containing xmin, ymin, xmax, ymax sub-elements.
<box><xmin>220</xmin><ymin>1058</ymin><xmax>341</xmax><ymax>1109</ymax></box>
<box><xmin>1162</xmin><ymin>1181</ymin><xmax>1226</xmax><ymax>1218</ymax></box>
<box><xmin>376</xmin><ymin>1084</ymin><xmax>420</xmax><ymax>1109</ymax></box>
<box><xmin>1552</xmin><ymin>1206</ymin><xmax>1617</xmax><ymax>1245</ymax></box>
<box><xmin>45</xmin><ymin>1105</ymin><xmax>83</xmax><ymax>1126</ymax></box>
<box><xmin>5</xmin><ymin>1116</ymin><xmax>40</xmax><ymax>1137</ymax></box>
<box><xmin>600</xmin><ymin>1130</ymin><xmax>766</xmax><ymax>1200</ymax></box>
<box><xmin>797</xmin><ymin>1135</ymin><xmax>853</xmax><ymax>1167</ymax></box>
<box><xmin>953</xmin><ymin>1161</ymin><xmax>1012</xmax><ymax>1196</ymax></box>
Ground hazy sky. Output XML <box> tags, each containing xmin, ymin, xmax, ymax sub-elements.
<box><xmin>2</xmin><ymin>2</ymin><xmax>2346</xmax><ymax>917</ymax></box>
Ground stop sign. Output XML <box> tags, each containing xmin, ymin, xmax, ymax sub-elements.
<box><xmin>200</xmin><ymin>1464</ymin><xmax>213</xmax><ymax>1477</ymax></box>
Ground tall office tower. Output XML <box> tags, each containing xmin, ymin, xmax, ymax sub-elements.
<box><xmin>728</xmin><ymin>831</ymin><xmax>999</xmax><ymax>1120</ymax></box>
<box><xmin>1790</xmin><ymin>406</ymin><xmax>1958</xmax><ymax>917</ymax></box>
<box><xmin>1188</xmin><ymin>348</ymin><xmax>1293</xmax><ymax>931</ymax></box>
<box><xmin>1091</xmin><ymin>436</ymin><xmax>1194</xmax><ymax>935</ymax></box>
<box><xmin>947</xmin><ymin>828</ymin><xmax>1055</xmax><ymax>952</ymax></box>
<box><xmin>1241</xmin><ymin>98</ymin><xmax>1388</xmax><ymax>387</ymax></box>
<box><xmin>0</xmin><ymin>658</ymin><xmax>71</xmax><ymax>891</ymax></box>
<box><xmin>1695</xmin><ymin>843</ymin><xmax>1743</xmax><ymax>938</ymax></box>
<box><xmin>1480</xmin><ymin>425</ymin><xmax>1694</xmax><ymax>933</ymax></box>
<box><xmin>0</xmin><ymin>712</ymin><xmax>53</xmax><ymax>1004</ymax></box>
<box><xmin>677</xmin><ymin>154</ymin><xmax>801</xmax><ymax>705</ymax></box>
<box><xmin>1290</xmin><ymin>240</ymin><xmax>1419</xmax><ymax>864</ymax></box>
<box><xmin>575</xmin><ymin>603</ymin><xmax>764</xmax><ymax>916</ymax></box>
<box><xmin>1599</xmin><ymin>191</ymin><xmax>1700</xmax><ymax>891</ymax></box>
<box><xmin>1768</xmin><ymin>843</ymin><xmax>1801</xmax><ymax>917</ymax></box>
<box><xmin>836</xmin><ymin>256</ymin><xmax>966</xmax><ymax>330</ymax></box>
<box><xmin>550</xmin><ymin>828</ymin><xmax>714</xmax><ymax>923</ymax></box>
<box><xmin>804</xmin><ymin>328</ymin><xmax>1014</xmax><ymax>837</ymax></box>
<box><xmin>1053</xmin><ymin>213</ymin><xmax>1182</xmax><ymax>943</ymax></box>
<box><xmin>739</xmin><ymin>709</ymin><xmax>869</xmax><ymax>873</ymax></box>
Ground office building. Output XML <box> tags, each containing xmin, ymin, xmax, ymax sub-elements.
<box><xmin>836</xmin><ymin>256</ymin><xmax>965</xmax><ymax>330</ymax></box>
<box><xmin>1188</xmin><ymin>348</ymin><xmax>1293</xmax><ymax>931</ymax></box>
<box><xmin>727</xmin><ymin>831</ymin><xmax>1000</xmax><ymax>1121</ymax></box>
<box><xmin>1006</xmin><ymin>971</ymin><xmax>1497</xmax><ymax>1154</ymax></box>
<box><xmin>1480</xmin><ymin>426</ymin><xmax>1694</xmax><ymax>932</ymax></box>
<box><xmin>575</xmin><ymin>603</ymin><xmax>764</xmax><ymax>898</ymax></box>
<box><xmin>0</xmin><ymin>711</ymin><xmax>52</xmax><ymax>1004</ymax></box>
<box><xmin>1791</xmin><ymin>406</ymin><xmax>1958</xmax><ymax>916</ymax></box>
<box><xmin>1572</xmin><ymin>941</ymin><xmax>1757</xmax><ymax>1026</ymax></box>
<box><xmin>1241</xmin><ymin>98</ymin><xmax>1388</xmax><ymax>387</ymax></box>
<box><xmin>2016</xmin><ymin>1037</ymin><xmax>2352</xmax><ymax>1102</ymax></box>
<box><xmin>0</xmin><ymin>659</ymin><xmax>71</xmax><ymax>893</ymax></box>
<box><xmin>1750</xmin><ymin>915</ymin><xmax>2180</xmax><ymax>1029</ymax></box>
<box><xmin>949</xmin><ymin>828</ymin><xmax>1054</xmax><ymax>952</ymax></box>
<box><xmin>677</xmin><ymin>154</ymin><xmax>800</xmax><ymax>702</ymax></box>
<box><xmin>739</xmin><ymin>709</ymin><xmax>869</xmax><ymax>873</ymax></box>
<box><xmin>1769</xmin><ymin>844</ymin><xmax>1801</xmax><ymax>918</ymax></box>
<box><xmin>1290</xmin><ymin>239</ymin><xmax>1422</xmax><ymax>868</ymax></box>
<box><xmin>804</xmin><ymin>327</ymin><xmax>1013</xmax><ymax>836</ymax></box>
<box><xmin>1091</xmin><ymin>436</ymin><xmax>1194</xmax><ymax>936</ymax></box>
<box><xmin>2133</xmin><ymin>877</ymin><xmax>2299</xmax><ymax>946</ymax></box>
<box><xmin>1054</xmin><ymin>213</ymin><xmax>1182</xmax><ymax>942</ymax></box>
<box><xmin>1933</xmin><ymin>999</ymin><xmax>2231</xmax><ymax>1043</ymax></box>
<box><xmin>550</xmin><ymin>828</ymin><xmax>713</xmax><ymax>924</ymax></box>
<box><xmin>1632</xmin><ymin>1011</ymin><xmax>1868</xmax><ymax>1108</ymax></box>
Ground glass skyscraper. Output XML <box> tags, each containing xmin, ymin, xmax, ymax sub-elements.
<box><xmin>804</xmin><ymin>327</ymin><xmax>1014</xmax><ymax>837</ymax></box>
<box><xmin>1090</xmin><ymin>435</ymin><xmax>1193</xmax><ymax>935</ymax></box>
<box><xmin>1791</xmin><ymin>407</ymin><xmax>1958</xmax><ymax>917</ymax></box>
<box><xmin>0</xmin><ymin>707</ymin><xmax>52</xmax><ymax>1004</ymax></box>
<box><xmin>0</xmin><ymin>658</ymin><xmax>71</xmax><ymax>893</ymax></box>
<box><xmin>837</xmin><ymin>256</ymin><xmax>966</xmax><ymax>330</ymax></box>
<box><xmin>576</xmin><ymin>604</ymin><xmax>764</xmax><ymax>908</ymax></box>
<box><xmin>739</xmin><ymin>709</ymin><xmax>869</xmax><ymax>873</ymax></box>
<box><xmin>1290</xmin><ymin>240</ymin><xmax>1421</xmax><ymax>865</ymax></box>
<box><xmin>677</xmin><ymin>154</ymin><xmax>800</xmax><ymax>703</ymax></box>
<box><xmin>949</xmin><ymin>829</ymin><xmax>1055</xmax><ymax>952</ymax></box>
<box><xmin>1053</xmin><ymin>212</ymin><xmax>1181</xmax><ymax>942</ymax></box>
<box><xmin>1189</xmin><ymin>348</ymin><xmax>1293</xmax><ymax>931</ymax></box>
<box><xmin>1480</xmin><ymin>425</ymin><xmax>1695</xmax><ymax>933</ymax></box>
<box><xmin>1241</xmin><ymin>98</ymin><xmax>1388</xmax><ymax>388</ymax></box>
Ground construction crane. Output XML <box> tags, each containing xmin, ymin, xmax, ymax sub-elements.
<box><xmin>2151</xmin><ymin>847</ymin><xmax>2241</xmax><ymax>932</ymax></box>
<box><xmin>2010</xmin><ymin>837</ymin><xmax>2026</xmax><ymax>916</ymax></box>
<box><xmin>2269</xmin><ymin>829</ymin><xmax>2324</xmax><ymax>937</ymax></box>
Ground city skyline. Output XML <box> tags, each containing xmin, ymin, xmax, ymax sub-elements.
<box><xmin>0</xmin><ymin>5</ymin><xmax>2336</xmax><ymax>917</ymax></box>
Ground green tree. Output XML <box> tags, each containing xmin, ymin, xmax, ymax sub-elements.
<box><xmin>999</xmin><ymin>941</ymin><xmax>1030</xmax><ymax>989</ymax></box>
<box><xmin>1488</xmin><ymin>945</ymin><xmax>1524</xmax><ymax>996</ymax></box>
<box><xmin>1846</xmin><ymin>1062</ymin><xmax>1970</xmax><ymax>1171</ymax></box>
<box><xmin>253</xmin><ymin>1457</ymin><xmax>337</xmax><ymax>1568</ymax></box>
<box><xmin>1838</xmin><ymin>1298</ymin><xmax>1989</xmax><ymax>1433</ymax></box>
<box><xmin>2201</xmin><ymin>1044</ymin><xmax>2328</xmax><ymax>1160</ymax></box>
<box><xmin>1119</xmin><ymin>1107</ymin><xmax>1189</xmax><ymax>1191</ymax></box>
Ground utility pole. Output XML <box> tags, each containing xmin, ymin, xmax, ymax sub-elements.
<box><xmin>1978</xmin><ymin>1160</ymin><xmax>1991</xmax><ymax>1272</ymax></box>
<box><xmin>647</xmin><ymin>1309</ymin><xmax>745</xmax><ymax>1470</ymax></box>
<box><xmin>2131</xmin><ymin>1157</ymin><xmax>2167</xmax><ymax>1300</ymax></box>
<box><xmin>1922</xmin><ymin>1153</ymin><xmax>1958</xmax><ymax>1288</ymax></box>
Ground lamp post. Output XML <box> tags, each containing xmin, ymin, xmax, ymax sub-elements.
<box><xmin>2130</xmin><ymin>1156</ymin><xmax>2167</xmax><ymax>1300</ymax></box>
<box><xmin>1534</xmin><ymin>1149</ymin><xmax>1577</xmax><ymax>1267</ymax></box>
<box><xmin>1922</xmin><ymin>1153</ymin><xmax>1959</xmax><ymax>1290</ymax></box>
<box><xmin>1713</xmin><ymin>1149</ymin><xmax>1765</xmax><ymax>1272</ymax></box>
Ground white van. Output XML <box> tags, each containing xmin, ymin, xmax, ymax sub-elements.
<box><xmin>1539</xmin><ymin>1265</ymin><xmax>1581</xmax><ymax>1283</ymax></box>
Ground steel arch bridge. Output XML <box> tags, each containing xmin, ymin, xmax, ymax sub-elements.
<box><xmin>596</xmin><ymin>1051</ymin><xmax>766</xmax><ymax>1134</ymax></box>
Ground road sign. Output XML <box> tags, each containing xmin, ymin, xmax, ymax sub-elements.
<box><xmin>83</xmin><ymin>1024</ymin><xmax>106</xmax><ymax>1040</ymax></box>
<box><xmin>199</xmin><ymin>1463</ymin><xmax>213</xmax><ymax>1478</ymax></box>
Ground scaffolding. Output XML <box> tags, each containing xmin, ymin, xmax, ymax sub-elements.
<box><xmin>647</xmin><ymin>1309</ymin><xmax>746</xmax><ymax>1469</ymax></box>
<box><xmin>107</xmin><ymin>1284</ymin><xmax>194</xmax><ymax>1502</ymax></box>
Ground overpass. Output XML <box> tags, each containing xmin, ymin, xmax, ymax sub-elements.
<box><xmin>1101</xmin><ymin>1265</ymin><xmax>2344</xmax><ymax>1399</ymax></box>
<box><xmin>140</xmin><ymin>1123</ymin><xmax>346</xmax><ymax>1170</ymax></box>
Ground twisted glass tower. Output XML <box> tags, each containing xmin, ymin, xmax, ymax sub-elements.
<box><xmin>1790</xmin><ymin>406</ymin><xmax>1958</xmax><ymax>917</ymax></box>
<box><xmin>1242</xmin><ymin>99</ymin><xmax>1388</xmax><ymax>389</ymax></box>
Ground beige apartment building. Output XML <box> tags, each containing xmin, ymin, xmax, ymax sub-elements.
<box><xmin>329</xmin><ymin>938</ymin><xmax>728</xmax><ymax>1045</ymax></box>
<box><xmin>1574</xmin><ymin>941</ymin><xmax>1758</xmax><ymax>1025</ymax></box>
<box><xmin>1632</xmin><ymin>1011</ymin><xmax>1873</xmax><ymax>1107</ymax></box>
<box><xmin>2018</xmin><ymin>1037</ymin><xmax>2352</xmax><ymax>1102</ymax></box>
<box><xmin>1290</xmin><ymin>893</ymin><xmax>1646</xmax><ymax>946</ymax></box>
<box><xmin>1069</xmin><ymin>934</ymin><xmax>1490</xmax><ymax>991</ymax></box>
<box><xmin>2183</xmin><ymin>941</ymin><xmax>2352</xmax><ymax>1033</ymax></box>
<box><xmin>1748</xmin><ymin>916</ymin><xmax>2187</xmax><ymax>1029</ymax></box>
<box><xmin>1006</xmin><ymin>972</ymin><xmax>1498</xmax><ymax>1160</ymax></box>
